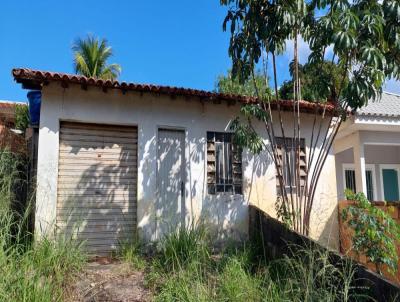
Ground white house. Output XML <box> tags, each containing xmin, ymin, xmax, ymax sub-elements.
<box><xmin>13</xmin><ymin>68</ymin><xmax>339</xmax><ymax>255</ymax></box>
<box><xmin>335</xmin><ymin>92</ymin><xmax>400</xmax><ymax>202</ymax></box>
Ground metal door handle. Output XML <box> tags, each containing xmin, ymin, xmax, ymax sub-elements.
<box><xmin>181</xmin><ymin>181</ymin><xmax>185</xmax><ymax>196</ymax></box>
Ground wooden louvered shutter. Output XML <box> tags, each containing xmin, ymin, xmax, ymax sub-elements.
<box><xmin>276</xmin><ymin>137</ymin><xmax>307</xmax><ymax>192</ymax></box>
<box><xmin>207</xmin><ymin>132</ymin><xmax>242</xmax><ymax>195</ymax></box>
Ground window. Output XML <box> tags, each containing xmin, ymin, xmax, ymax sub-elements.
<box><xmin>276</xmin><ymin>137</ymin><xmax>307</xmax><ymax>193</ymax></box>
<box><xmin>207</xmin><ymin>132</ymin><xmax>242</xmax><ymax>194</ymax></box>
<box><xmin>344</xmin><ymin>169</ymin><xmax>356</xmax><ymax>193</ymax></box>
<box><xmin>343</xmin><ymin>164</ymin><xmax>375</xmax><ymax>201</ymax></box>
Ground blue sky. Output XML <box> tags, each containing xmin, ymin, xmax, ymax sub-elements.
<box><xmin>0</xmin><ymin>1</ymin><xmax>398</xmax><ymax>102</ymax></box>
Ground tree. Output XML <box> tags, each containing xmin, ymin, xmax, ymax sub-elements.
<box><xmin>217</xmin><ymin>61</ymin><xmax>344</xmax><ymax>102</ymax></box>
<box><xmin>221</xmin><ymin>0</ymin><xmax>400</xmax><ymax>235</ymax></box>
<box><xmin>216</xmin><ymin>70</ymin><xmax>270</xmax><ymax>99</ymax></box>
<box><xmin>279</xmin><ymin>60</ymin><xmax>345</xmax><ymax>102</ymax></box>
<box><xmin>72</xmin><ymin>34</ymin><xmax>121</xmax><ymax>80</ymax></box>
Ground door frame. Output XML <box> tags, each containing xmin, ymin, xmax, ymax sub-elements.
<box><xmin>379</xmin><ymin>164</ymin><xmax>400</xmax><ymax>201</ymax></box>
<box><xmin>57</xmin><ymin>121</ymin><xmax>139</xmax><ymax>254</ymax></box>
<box><xmin>155</xmin><ymin>126</ymin><xmax>187</xmax><ymax>236</ymax></box>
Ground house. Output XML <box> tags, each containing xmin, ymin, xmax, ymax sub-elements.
<box><xmin>0</xmin><ymin>100</ymin><xmax>26</xmax><ymax>152</ymax></box>
<box><xmin>334</xmin><ymin>92</ymin><xmax>400</xmax><ymax>202</ymax></box>
<box><xmin>13</xmin><ymin>68</ymin><xmax>339</xmax><ymax>255</ymax></box>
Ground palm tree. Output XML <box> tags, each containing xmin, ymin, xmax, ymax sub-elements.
<box><xmin>72</xmin><ymin>34</ymin><xmax>121</xmax><ymax>80</ymax></box>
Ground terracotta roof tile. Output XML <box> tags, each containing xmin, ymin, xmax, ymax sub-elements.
<box><xmin>12</xmin><ymin>68</ymin><xmax>337</xmax><ymax>115</ymax></box>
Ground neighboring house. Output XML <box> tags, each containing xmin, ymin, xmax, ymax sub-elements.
<box><xmin>335</xmin><ymin>92</ymin><xmax>400</xmax><ymax>202</ymax></box>
<box><xmin>13</xmin><ymin>68</ymin><xmax>339</xmax><ymax>255</ymax></box>
<box><xmin>0</xmin><ymin>100</ymin><xmax>26</xmax><ymax>152</ymax></box>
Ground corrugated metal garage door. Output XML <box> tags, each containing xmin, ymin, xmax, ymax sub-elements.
<box><xmin>56</xmin><ymin>122</ymin><xmax>137</xmax><ymax>255</ymax></box>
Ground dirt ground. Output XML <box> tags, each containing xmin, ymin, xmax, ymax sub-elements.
<box><xmin>68</xmin><ymin>259</ymin><xmax>152</xmax><ymax>302</ymax></box>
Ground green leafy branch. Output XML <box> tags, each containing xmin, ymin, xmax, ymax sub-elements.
<box><xmin>342</xmin><ymin>191</ymin><xmax>400</xmax><ymax>274</ymax></box>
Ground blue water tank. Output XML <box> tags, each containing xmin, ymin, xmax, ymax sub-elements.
<box><xmin>27</xmin><ymin>90</ymin><xmax>41</xmax><ymax>126</ymax></box>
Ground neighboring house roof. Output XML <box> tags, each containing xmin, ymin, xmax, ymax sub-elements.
<box><xmin>357</xmin><ymin>92</ymin><xmax>400</xmax><ymax>117</ymax></box>
<box><xmin>0</xmin><ymin>100</ymin><xmax>26</xmax><ymax>121</ymax></box>
<box><xmin>12</xmin><ymin>68</ymin><xmax>336</xmax><ymax>115</ymax></box>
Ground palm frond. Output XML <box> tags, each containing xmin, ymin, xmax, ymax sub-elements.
<box><xmin>72</xmin><ymin>34</ymin><xmax>121</xmax><ymax>80</ymax></box>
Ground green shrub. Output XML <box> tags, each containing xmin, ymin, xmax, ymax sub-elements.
<box><xmin>15</xmin><ymin>104</ymin><xmax>29</xmax><ymax>132</ymax></box>
<box><xmin>342</xmin><ymin>191</ymin><xmax>400</xmax><ymax>274</ymax></box>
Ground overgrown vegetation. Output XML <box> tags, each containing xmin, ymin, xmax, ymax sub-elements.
<box><xmin>221</xmin><ymin>0</ymin><xmax>400</xmax><ymax>236</ymax></box>
<box><xmin>137</xmin><ymin>224</ymin><xmax>370</xmax><ymax>302</ymax></box>
<box><xmin>118</xmin><ymin>240</ymin><xmax>146</xmax><ymax>270</ymax></box>
<box><xmin>14</xmin><ymin>104</ymin><xmax>29</xmax><ymax>133</ymax></box>
<box><xmin>342</xmin><ymin>191</ymin><xmax>400</xmax><ymax>274</ymax></box>
<box><xmin>216</xmin><ymin>70</ymin><xmax>270</xmax><ymax>99</ymax></box>
<box><xmin>0</xmin><ymin>149</ymin><xmax>86</xmax><ymax>301</ymax></box>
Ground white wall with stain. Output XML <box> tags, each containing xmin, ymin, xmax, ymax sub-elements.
<box><xmin>35</xmin><ymin>83</ymin><xmax>339</xmax><ymax>249</ymax></box>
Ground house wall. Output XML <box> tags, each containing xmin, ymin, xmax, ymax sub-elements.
<box><xmin>35</xmin><ymin>83</ymin><xmax>339</xmax><ymax>249</ymax></box>
<box><xmin>335</xmin><ymin>144</ymin><xmax>400</xmax><ymax>200</ymax></box>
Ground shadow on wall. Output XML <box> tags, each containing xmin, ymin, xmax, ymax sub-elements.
<box><xmin>58</xmin><ymin>124</ymin><xmax>274</xmax><ymax>253</ymax></box>
<box><xmin>56</xmin><ymin>125</ymin><xmax>137</xmax><ymax>255</ymax></box>
<box><xmin>313</xmin><ymin>192</ymin><xmax>340</xmax><ymax>250</ymax></box>
<box><xmin>198</xmin><ymin>148</ymin><xmax>270</xmax><ymax>243</ymax></box>
<box><xmin>154</xmin><ymin>129</ymin><xmax>186</xmax><ymax>241</ymax></box>
<box><xmin>243</xmin><ymin>149</ymin><xmax>271</xmax><ymax>203</ymax></box>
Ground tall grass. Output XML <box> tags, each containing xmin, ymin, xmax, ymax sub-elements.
<box><xmin>158</xmin><ymin>222</ymin><xmax>210</xmax><ymax>271</ymax></box>
<box><xmin>267</xmin><ymin>245</ymin><xmax>368</xmax><ymax>302</ymax></box>
<box><xmin>149</xmin><ymin>223</ymin><xmax>370</xmax><ymax>302</ymax></box>
<box><xmin>0</xmin><ymin>149</ymin><xmax>86</xmax><ymax>301</ymax></box>
<box><xmin>118</xmin><ymin>240</ymin><xmax>146</xmax><ymax>270</ymax></box>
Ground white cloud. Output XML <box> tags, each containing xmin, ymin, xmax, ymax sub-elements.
<box><xmin>284</xmin><ymin>37</ymin><xmax>311</xmax><ymax>64</ymax></box>
<box><xmin>284</xmin><ymin>38</ymin><xmax>334</xmax><ymax>64</ymax></box>
<box><xmin>384</xmin><ymin>79</ymin><xmax>400</xmax><ymax>95</ymax></box>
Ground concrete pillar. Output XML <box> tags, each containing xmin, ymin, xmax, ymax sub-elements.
<box><xmin>353</xmin><ymin>139</ymin><xmax>367</xmax><ymax>195</ymax></box>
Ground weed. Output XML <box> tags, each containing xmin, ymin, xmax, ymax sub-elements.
<box><xmin>0</xmin><ymin>149</ymin><xmax>86</xmax><ymax>301</ymax></box>
<box><xmin>149</xmin><ymin>224</ymin><xmax>370</xmax><ymax>302</ymax></box>
<box><xmin>155</xmin><ymin>270</ymin><xmax>212</xmax><ymax>302</ymax></box>
<box><xmin>217</xmin><ymin>257</ymin><xmax>262</xmax><ymax>302</ymax></box>
<box><xmin>159</xmin><ymin>222</ymin><xmax>210</xmax><ymax>271</ymax></box>
<box><xmin>118</xmin><ymin>240</ymin><xmax>146</xmax><ymax>270</ymax></box>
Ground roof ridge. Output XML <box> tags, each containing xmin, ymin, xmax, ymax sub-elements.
<box><xmin>382</xmin><ymin>91</ymin><xmax>400</xmax><ymax>98</ymax></box>
<box><xmin>0</xmin><ymin>100</ymin><xmax>26</xmax><ymax>105</ymax></box>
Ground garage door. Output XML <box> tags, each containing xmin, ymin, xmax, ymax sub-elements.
<box><xmin>56</xmin><ymin>122</ymin><xmax>137</xmax><ymax>255</ymax></box>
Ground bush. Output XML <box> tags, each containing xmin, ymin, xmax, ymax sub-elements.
<box><xmin>342</xmin><ymin>191</ymin><xmax>400</xmax><ymax>274</ymax></box>
<box><xmin>15</xmin><ymin>104</ymin><xmax>29</xmax><ymax>133</ymax></box>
